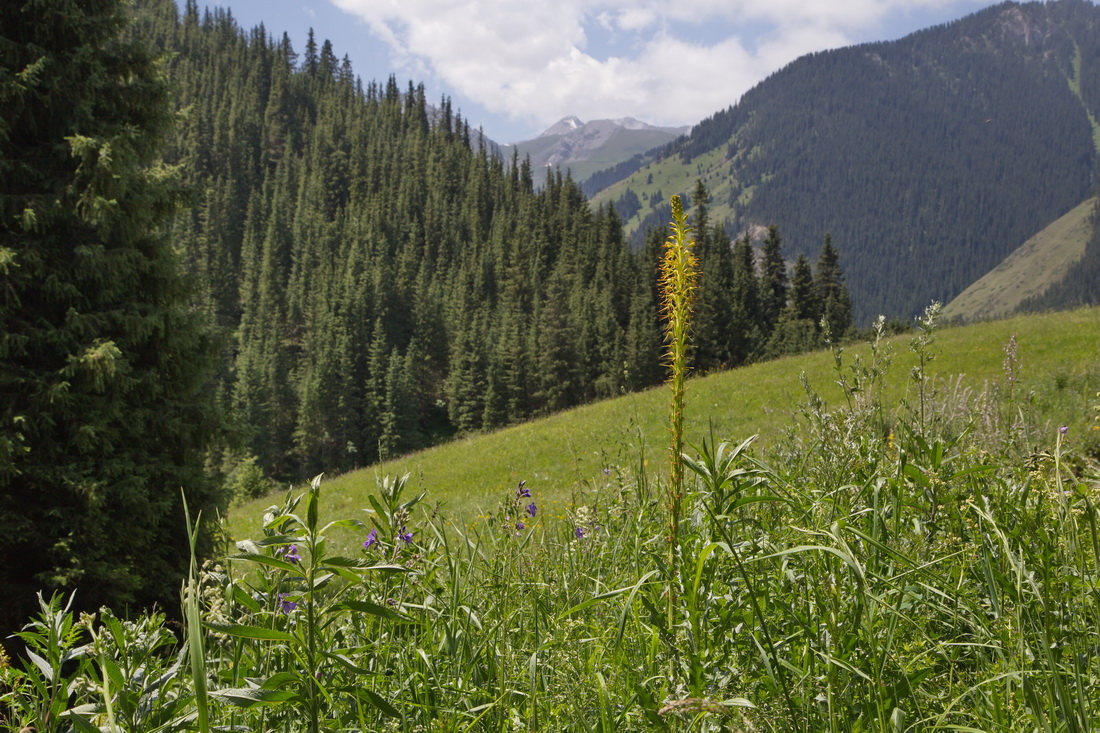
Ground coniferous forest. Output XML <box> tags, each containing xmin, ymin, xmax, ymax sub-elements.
<box><xmin>128</xmin><ymin>0</ymin><xmax>852</xmax><ymax>481</ymax></box>
<box><xmin>7</xmin><ymin>1</ymin><xmax>1100</xmax><ymax>729</ymax></box>
<box><xmin>1</xmin><ymin>0</ymin><xmax>853</xmax><ymax>631</ymax></box>
<box><xmin>596</xmin><ymin>0</ymin><xmax>1100</xmax><ymax>322</ymax></box>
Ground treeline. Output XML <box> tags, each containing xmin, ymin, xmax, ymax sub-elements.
<box><xmin>130</xmin><ymin>0</ymin><xmax>852</xmax><ymax>481</ymax></box>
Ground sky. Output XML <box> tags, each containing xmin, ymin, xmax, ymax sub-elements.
<box><xmin>204</xmin><ymin>0</ymin><xmax>1004</xmax><ymax>144</ymax></box>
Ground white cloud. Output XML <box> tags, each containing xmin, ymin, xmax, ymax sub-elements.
<box><xmin>330</xmin><ymin>0</ymin><xmax>993</xmax><ymax>135</ymax></box>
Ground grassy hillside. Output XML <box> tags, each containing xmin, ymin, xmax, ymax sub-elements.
<box><xmin>227</xmin><ymin>305</ymin><xmax>1100</xmax><ymax>551</ymax></box>
<box><xmin>12</xmin><ymin>306</ymin><xmax>1100</xmax><ymax>731</ymax></box>
<box><xmin>593</xmin><ymin>145</ymin><xmax>728</xmax><ymax>233</ymax></box>
<box><xmin>944</xmin><ymin>198</ymin><xmax>1095</xmax><ymax>322</ymax></box>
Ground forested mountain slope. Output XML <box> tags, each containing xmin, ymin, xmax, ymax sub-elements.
<box><xmin>128</xmin><ymin>0</ymin><xmax>852</xmax><ymax>482</ymax></box>
<box><xmin>944</xmin><ymin>197</ymin><xmax>1096</xmax><ymax>322</ymax></box>
<box><xmin>593</xmin><ymin>0</ymin><xmax>1100</xmax><ymax>322</ymax></box>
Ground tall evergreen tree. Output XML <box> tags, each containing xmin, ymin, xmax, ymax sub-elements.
<box><xmin>0</xmin><ymin>0</ymin><xmax>225</xmax><ymax>634</ymax></box>
<box><xmin>766</xmin><ymin>253</ymin><xmax>820</xmax><ymax>358</ymax></box>
<box><xmin>759</xmin><ymin>224</ymin><xmax>788</xmax><ymax>336</ymax></box>
<box><xmin>815</xmin><ymin>234</ymin><xmax>853</xmax><ymax>338</ymax></box>
<box><xmin>728</xmin><ymin>234</ymin><xmax>763</xmax><ymax>365</ymax></box>
<box><xmin>788</xmin><ymin>254</ymin><xmax>818</xmax><ymax>322</ymax></box>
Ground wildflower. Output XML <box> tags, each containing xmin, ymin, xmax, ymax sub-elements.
<box><xmin>281</xmin><ymin>544</ymin><xmax>301</xmax><ymax>564</ymax></box>
<box><xmin>398</xmin><ymin>526</ymin><xmax>414</xmax><ymax>544</ymax></box>
<box><xmin>575</xmin><ymin>526</ymin><xmax>585</xmax><ymax>539</ymax></box>
<box><xmin>515</xmin><ymin>521</ymin><xmax>525</xmax><ymax>531</ymax></box>
<box><xmin>278</xmin><ymin>593</ymin><xmax>297</xmax><ymax>614</ymax></box>
<box><xmin>526</xmin><ymin>502</ymin><xmax>537</xmax><ymax>518</ymax></box>
<box><xmin>1059</xmin><ymin>426</ymin><xmax>1069</xmax><ymax>436</ymax></box>
<box><xmin>516</xmin><ymin>480</ymin><xmax>531</xmax><ymax>499</ymax></box>
<box><xmin>602</xmin><ymin>467</ymin><xmax>611</xmax><ymax>478</ymax></box>
<box><xmin>363</xmin><ymin>528</ymin><xmax>378</xmax><ymax>550</ymax></box>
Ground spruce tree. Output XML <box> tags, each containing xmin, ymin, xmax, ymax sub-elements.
<box><xmin>789</xmin><ymin>254</ymin><xmax>818</xmax><ymax>322</ymax></box>
<box><xmin>759</xmin><ymin>224</ymin><xmax>788</xmax><ymax>336</ymax></box>
<box><xmin>729</xmin><ymin>234</ymin><xmax>763</xmax><ymax>365</ymax></box>
<box><xmin>815</xmin><ymin>234</ymin><xmax>853</xmax><ymax>338</ymax></box>
<box><xmin>0</xmin><ymin>0</ymin><xmax>225</xmax><ymax>633</ymax></box>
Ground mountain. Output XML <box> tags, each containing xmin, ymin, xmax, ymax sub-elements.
<box><xmin>944</xmin><ymin>197</ymin><xmax>1096</xmax><ymax>322</ymax></box>
<box><xmin>592</xmin><ymin>0</ymin><xmax>1100</xmax><ymax>322</ymax></box>
<box><xmin>508</xmin><ymin>116</ymin><xmax>688</xmax><ymax>185</ymax></box>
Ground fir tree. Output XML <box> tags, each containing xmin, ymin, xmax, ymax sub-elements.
<box><xmin>728</xmin><ymin>234</ymin><xmax>763</xmax><ymax>365</ymax></box>
<box><xmin>759</xmin><ymin>224</ymin><xmax>788</xmax><ymax>336</ymax></box>
<box><xmin>815</xmin><ymin>234</ymin><xmax>853</xmax><ymax>338</ymax></box>
<box><xmin>789</xmin><ymin>253</ymin><xmax>818</xmax><ymax>322</ymax></box>
<box><xmin>0</xmin><ymin>0</ymin><xmax>225</xmax><ymax>634</ymax></box>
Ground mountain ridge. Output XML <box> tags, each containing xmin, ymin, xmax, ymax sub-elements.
<box><xmin>507</xmin><ymin>115</ymin><xmax>689</xmax><ymax>183</ymax></box>
<box><xmin>591</xmin><ymin>0</ymin><xmax>1100</xmax><ymax>322</ymax></box>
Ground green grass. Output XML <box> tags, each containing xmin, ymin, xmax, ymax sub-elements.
<box><xmin>943</xmin><ymin>198</ymin><xmax>1095</xmax><ymax>322</ymax></box>
<box><xmin>227</xmin><ymin>305</ymin><xmax>1100</xmax><ymax>555</ymax></box>
<box><xmin>8</xmin><ymin>305</ymin><xmax>1100</xmax><ymax>731</ymax></box>
<box><xmin>591</xmin><ymin>144</ymin><xmax>731</xmax><ymax>234</ymax></box>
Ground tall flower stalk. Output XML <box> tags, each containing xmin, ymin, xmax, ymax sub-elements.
<box><xmin>659</xmin><ymin>194</ymin><xmax>698</xmax><ymax>633</ymax></box>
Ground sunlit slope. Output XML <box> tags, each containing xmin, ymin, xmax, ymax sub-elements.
<box><xmin>944</xmin><ymin>198</ymin><xmax>1095</xmax><ymax>322</ymax></box>
<box><xmin>227</xmin><ymin>306</ymin><xmax>1100</xmax><ymax>546</ymax></box>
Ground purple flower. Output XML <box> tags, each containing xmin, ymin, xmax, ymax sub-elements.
<box><xmin>575</xmin><ymin>526</ymin><xmax>585</xmax><ymax>539</ymax></box>
<box><xmin>602</xmin><ymin>467</ymin><xmax>611</xmax><ymax>478</ymax></box>
<box><xmin>280</xmin><ymin>544</ymin><xmax>301</xmax><ymax>564</ymax></box>
<box><xmin>398</xmin><ymin>526</ymin><xmax>414</xmax><ymax>545</ymax></box>
<box><xmin>279</xmin><ymin>593</ymin><xmax>297</xmax><ymax>614</ymax></box>
<box><xmin>515</xmin><ymin>521</ymin><xmax>525</xmax><ymax>531</ymax></box>
<box><xmin>526</xmin><ymin>502</ymin><xmax>537</xmax><ymax>518</ymax></box>
<box><xmin>363</xmin><ymin>528</ymin><xmax>378</xmax><ymax>550</ymax></box>
<box><xmin>516</xmin><ymin>480</ymin><xmax>531</xmax><ymax>499</ymax></box>
<box><xmin>1059</xmin><ymin>426</ymin><xmax>1069</xmax><ymax>435</ymax></box>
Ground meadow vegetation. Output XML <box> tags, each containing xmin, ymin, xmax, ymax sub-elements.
<box><xmin>4</xmin><ymin>233</ymin><xmax>1100</xmax><ymax>730</ymax></box>
<box><xmin>7</xmin><ymin>0</ymin><xmax>1100</xmax><ymax>728</ymax></box>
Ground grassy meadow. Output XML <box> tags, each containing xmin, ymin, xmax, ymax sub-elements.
<box><xmin>228</xmin><ymin>305</ymin><xmax>1100</xmax><ymax>554</ymax></box>
<box><xmin>4</xmin><ymin>304</ymin><xmax>1100</xmax><ymax>731</ymax></box>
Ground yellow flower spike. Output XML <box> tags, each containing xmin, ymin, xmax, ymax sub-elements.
<box><xmin>659</xmin><ymin>193</ymin><xmax>698</xmax><ymax>642</ymax></box>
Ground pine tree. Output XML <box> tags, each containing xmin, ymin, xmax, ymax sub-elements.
<box><xmin>0</xmin><ymin>0</ymin><xmax>225</xmax><ymax>633</ymax></box>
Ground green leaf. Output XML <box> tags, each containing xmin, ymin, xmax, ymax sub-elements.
<box><xmin>61</xmin><ymin>711</ymin><xmax>101</xmax><ymax>732</ymax></box>
<box><xmin>356</xmin><ymin>687</ymin><xmax>401</xmax><ymax>718</ymax></box>
<box><xmin>321</xmin><ymin>556</ymin><xmax>371</xmax><ymax>569</ymax></box>
<box><xmin>261</xmin><ymin>671</ymin><xmax>300</xmax><ymax>689</ymax></box>
<box><xmin>250</xmin><ymin>535</ymin><xmax>301</xmax><ymax>548</ymax></box>
<box><xmin>367</xmin><ymin>495</ymin><xmax>388</xmax><ymax>523</ymax></box>
<box><xmin>225</xmin><ymin>553</ymin><xmax>302</xmax><ymax>574</ymax></box>
<box><xmin>321</xmin><ymin>519</ymin><xmax>367</xmax><ymax>533</ymax></box>
<box><xmin>231</xmin><ymin>582</ymin><xmax>262</xmax><ymax>613</ymax></box>
<box><xmin>209</xmin><ymin>687</ymin><xmax>298</xmax><ymax>707</ymax></box>
<box><xmin>206</xmin><ymin>623</ymin><xmax>297</xmax><ymax>642</ymax></box>
<box><xmin>25</xmin><ymin>648</ymin><xmax>53</xmax><ymax>680</ymax></box>
<box><xmin>560</xmin><ymin>575</ymin><xmax>659</xmax><ymax>618</ymax></box>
